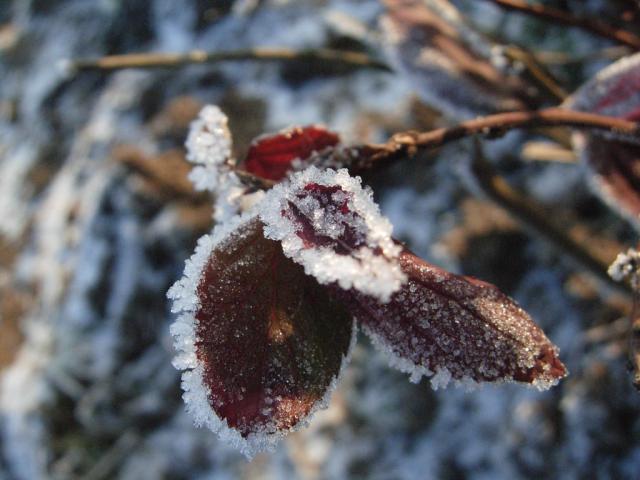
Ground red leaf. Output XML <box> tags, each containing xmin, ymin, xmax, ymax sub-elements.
<box><xmin>170</xmin><ymin>217</ymin><xmax>354</xmax><ymax>456</ymax></box>
<box><xmin>568</xmin><ymin>53</ymin><xmax>640</xmax><ymax>228</ymax></box>
<box><xmin>567</xmin><ymin>53</ymin><xmax>640</xmax><ymax>134</ymax></box>
<box><xmin>243</xmin><ymin>126</ymin><xmax>340</xmax><ymax>181</ymax></box>
<box><xmin>578</xmin><ymin>137</ymin><xmax>640</xmax><ymax>228</ymax></box>
<box><xmin>334</xmin><ymin>250</ymin><xmax>566</xmax><ymax>389</ymax></box>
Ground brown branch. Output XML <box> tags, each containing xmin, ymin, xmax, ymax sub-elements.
<box><xmin>486</xmin><ymin>0</ymin><xmax>640</xmax><ymax>50</ymax></box>
<box><xmin>66</xmin><ymin>48</ymin><xmax>392</xmax><ymax>74</ymax></box>
<box><xmin>468</xmin><ymin>143</ymin><xmax>631</xmax><ymax>298</ymax></box>
<box><xmin>349</xmin><ymin>108</ymin><xmax>640</xmax><ymax>171</ymax></box>
<box><xmin>533</xmin><ymin>46</ymin><xmax>630</xmax><ymax>65</ymax></box>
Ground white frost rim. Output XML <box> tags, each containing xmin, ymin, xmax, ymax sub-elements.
<box><xmin>361</xmin><ymin>323</ymin><xmax>560</xmax><ymax>392</ymax></box>
<box><xmin>259</xmin><ymin>166</ymin><xmax>407</xmax><ymax>303</ymax></box>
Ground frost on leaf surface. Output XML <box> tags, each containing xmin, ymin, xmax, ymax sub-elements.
<box><xmin>335</xmin><ymin>250</ymin><xmax>566</xmax><ymax>390</ymax></box>
<box><xmin>381</xmin><ymin>0</ymin><xmax>527</xmax><ymax>119</ymax></box>
<box><xmin>259</xmin><ymin>166</ymin><xmax>406</xmax><ymax>302</ymax></box>
<box><xmin>242</xmin><ymin>126</ymin><xmax>340</xmax><ymax>181</ymax></box>
<box><xmin>184</xmin><ymin>105</ymin><xmax>233</xmax><ymax>191</ymax></box>
<box><xmin>168</xmin><ymin>216</ymin><xmax>354</xmax><ymax>457</ymax></box>
<box><xmin>566</xmin><ymin>53</ymin><xmax>640</xmax><ymax>229</ymax></box>
<box><xmin>566</xmin><ymin>53</ymin><xmax>640</xmax><ymax>126</ymax></box>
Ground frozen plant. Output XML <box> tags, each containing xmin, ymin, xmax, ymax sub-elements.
<box><xmin>167</xmin><ymin>105</ymin><xmax>566</xmax><ymax>458</ymax></box>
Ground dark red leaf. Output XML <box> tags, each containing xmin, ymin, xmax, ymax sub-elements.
<box><xmin>578</xmin><ymin>137</ymin><xmax>640</xmax><ymax>228</ymax></box>
<box><xmin>568</xmin><ymin>53</ymin><xmax>640</xmax><ymax>228</ymax></box>
<box><xmin>193</xmin><ymin>218</ymin><xmax>354</xmax><ymax>446</ymax></box>
<box><xmin>333</xmin><ymin>250</ymin><xmax>566</xmax><ymax>388</ymax></box>
<box><xmin>243</xmin><ymin>126</ymin><xmax>340</xmax><ymax>181</ymax></box>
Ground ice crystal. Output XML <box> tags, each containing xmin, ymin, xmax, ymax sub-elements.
<box><xmin>184</xmin><ymin>105</ymin><xmax>234</xmax><ymax>194</ymax></box>
<box><xmin>259</xmin><ymin>166</ymin><xmax>406</xmax><ymax>302</ymax></box>
<box><xmin>609</xmin><ymin>248</ymin><xmax>640</xmax><ymax>288</ymax></box>
<box><xmin>185</xmin><ymin>105</ymin><xmax>233</xmax><ymax>168</ymax></box>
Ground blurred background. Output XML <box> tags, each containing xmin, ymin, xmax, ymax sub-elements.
<box><xmin>1</xmin><ymin>0</ymin><xmax>640</xmax><ymax>478</ymax></box>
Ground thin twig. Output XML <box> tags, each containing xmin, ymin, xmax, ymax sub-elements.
<box><xmin>468</xmin><ymin>143</ymin><xmax>631</xmax><ymax>298</ymax></box>
<box><xmin>66</xmin><ymin>48</ymin><xmax>392</xmax><ymax>74</ymax></box>
<box><xmin>486</xmin><ymin>0</ymin><xmax>640</xmax><ymax>50</ymax></box>
<box><xmin>533</xmin><ymin>46</ymin><xmax>630</xmax><ymax>65</ymax></box>
<box><xmin>503</xmin><ymin>45</ymin><xmax>568</xmax><ymax>101</ymax></box>
<box><xmin>350</xmin><ymin>108</ymin><xmax>640</xmax><ymax>171</ymax></box>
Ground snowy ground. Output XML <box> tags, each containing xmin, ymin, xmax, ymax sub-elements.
<box><xmin>1</xmin><ymin>1</ymin><xmax>639</xmax><ymax>478</ymax></box>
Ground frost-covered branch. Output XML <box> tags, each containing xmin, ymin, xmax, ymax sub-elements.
<box><xmin>486</xmin><ymin>0</ymin><xmax>640</xmax><ymax>50</ymax></box>
<box><xmin>66</xmin><ymin>48</ymin><xmax>391</xmax><ymax>74</ymax></box>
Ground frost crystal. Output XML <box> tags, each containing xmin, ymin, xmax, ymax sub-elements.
<box><xmin>259</xmin><ymin>166</ymin><xmax>406</xmax><ymax>302</ymax></box>
<box><xmin>168</xmin><ymin>214</ymin><xmax>355</xmax><ymax>458</ymax></box>
<box><xmin>609</xmin><ymin>248</ymin><xmax>640</xmax><ymax>288</ymax></box>
<box><xmin>184</xmin><ymin>105</ymin><xmax>233</xmax><ymax>192</ymax></box>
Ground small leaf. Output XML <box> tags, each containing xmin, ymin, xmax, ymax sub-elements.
<box><xmin>259</xmin><ymin>167</ymin><xmax>406</xmax><ymax>302</ymax></box>
<box><xmin>243</xmin><ymin>126</ymin><xmax>340</xmax><ymax>181</ymax></box>
<box><xmin>169</xmin><ymin>216</ymin><xmax>355</xmax><ymax>457</ymax></box>
<box><xmin>334</xmin><ymin>250</ymin><xmax>566</xmax><ymax>389</ymax></box>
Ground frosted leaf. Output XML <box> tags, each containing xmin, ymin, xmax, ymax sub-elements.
<box><xmin>241</xmin><ymin>125</ymin><xmax>340</xmax><ymax>181</ymax></box>
<box><xmin>259</xmin><ymin>166</ymin><xmax>406</xmax><ymax>302</ymax></box>
<box><xmin>565</xmin><ymin>53</ymin><xmax>640</xmax><ymax>129</ymax></box>
<box><xmin>168</xmin><ymin>215</ymin><xmax>355</xmax><ymax>458</ymax></box>
<box><xmin>184</xmin><ymin>105</ymin><xmax>233</xmax><ymax>192</ymax></box>
<box><xmin>381</xmin><ymin>0</ymin><xmax>528</xmax><ymax>119</ymax></box>
<box><xmin>575</xmin><ymin>136</ymin><xmax>640</xmax><ymax>229</ymax></box>
<box><xmin>334</xmin><ymin>250</ymin><xmax>567</xmax><ymax>390</ymax></box>
<box><xmin>566</xmin><ymin>54</ymin><xmax>640</xmax><ymax>229</ymax></box>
